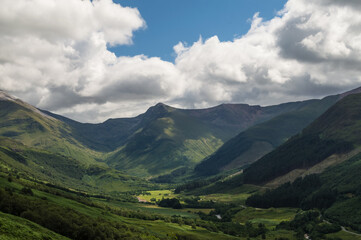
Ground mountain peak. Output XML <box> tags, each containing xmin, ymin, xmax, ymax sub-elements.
<box><xmin>141</xmin><ymin>102</ymin><xmax>172</xmax><ymax>121</ymax></box>
<box><xmin>155</xmin><ymin>102</ymin><xmax>167</xmax><ymax>107</ymax></box>
<box><xmin>0</xmin><ymin>90</ymin><xmax>17</xmax><ymax>102</ymax></box>
<box><xmin>0</xmin><ymin>90</ymin><xmax>54</xmax><ymax>120</ymax></box>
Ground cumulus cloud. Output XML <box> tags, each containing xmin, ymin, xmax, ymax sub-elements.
<box><xmin>1</xmin><ymin>0</ymin><xmax>361</xmax><ymax>122</ymax></box>
<box><xmin>172</xmin><ymin>0</ymin><xmax>361</xmax><ymax>108</ymax></box>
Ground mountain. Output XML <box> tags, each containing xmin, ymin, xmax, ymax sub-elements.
<box><xmin>104</xmin><ymin>102</ymin><xmax>313</xmax><ymax>176</ymax></box>
<box><xmin>4</xmin><ymin>87</ymin><xmax>361</xmax><ymax>180</ymax></box>
<box><xmin>194</xmin><ymin>87</ymin><xmax>361</xmax><ymax>177</ymax></box>
<box><xmin>244</xmin><ymin>93</ymin><xmax>361</xmax><ymax>231</ymax></box>
<box><xmin>45</xmin><ymin>99</ymin><xmax>311</xmax><ymax>177</ymax></box>
<box><xmin>243</xmin><ymin>92</ymin><xmax>361</xmax><ymax>185</ymax></box>
<box><xmin>2</xmin><ymin>90</ymin><xmax>361</xmax><ymax>238</ymax></box>
<box><xmin>0</xmin><ymin>91</ymin><xmax>157</xmax><ymax>193</ymax></box>
<box><xmin>0</xmin><ymin>91</ymin><xmax>96</xmax><ymax>164</ymax></box>
<box><xmin>0</xmin><ymin>89</ymin><xmax>315</xmax><ymax>186</ymax></box>
<box><xmin>245</xmin><ymin>150</ymin><xmax>361</xmax><ymax>232</ymax></box>
<box><xmin>194</xmin><ymin>95</ymin><xmax>339</xmax><ymax>176</ymax></box>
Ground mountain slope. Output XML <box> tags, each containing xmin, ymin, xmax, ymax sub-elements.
<box><xmin>105</xmin><ymin>102</ymin><xmax>311</xmax><ymax>176</ymax></box>
<box><xmin>243</xmin><ymin>92</ymin><xmax>361</xmax><ymax>185</ymax></box>
<box><xmin>245</xmin><ymin>147</ymin><xmax>361</xmax><ymax>233</ymax></box>
<box><xmin>0</xmin><ymin>91</ymin><xmax>158</xmax><ymax>193</ymax></box>
<box><xmin>194</xmin><ymin>95</ymin><xmax>340</xmax><ymax>176</ymax></box>
<box><xmin>42</xmin><ymin>110</ymin><xmax>143</xmax><ymax>152</ymax></box>
<box><xmin>0</xmin><ymin>92</ymin><xmax>100</xmax><ymax>165</ymax></box>
<box><xmin>46</xmin><ymin>98</ymin><xmax>311</xmax><ymax>177</ymax></box>
<box><xmin>47</xmin><ymin>101</ymin><xmax>310</xmax><ymax>152</ymax></box>
<box><xmin>1</xmin><ymin>89</ymin><xmax>322</xmax><ymax>182</ymax></box>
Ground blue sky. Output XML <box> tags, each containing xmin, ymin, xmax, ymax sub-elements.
<box><xmin>112</xmin><ymin>0</ymin><xmax>287</xmax><ymax>61</ymax></box>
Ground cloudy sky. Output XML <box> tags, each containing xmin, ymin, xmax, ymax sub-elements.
<box><xmin>1</xmin><ymin>0</ymin><xmax>361</xmax><ymax>123</ymax></box>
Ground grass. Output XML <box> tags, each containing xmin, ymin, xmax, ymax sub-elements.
<box><xmin>119</xmin><ymin>218</ymin><xmax>241</xmax><ymax>240</ymax></box>
<box><xmin>0</xmin><ymin>177</ymin><xmax>244</xmax><ymax>240</ymax></box>
<box><xmin>0</xmin><ymin>212</ymin><xmax>69</xmax><ymax>240</ymax></box>
<box><xmin>137</xmin><ymin>190</ymin><xmax>177</xmax><ymax>202</ymax></box>
<box><xmin>233</xmin><ymin>207</ymin><xmax>298</xmax><ymax>228</ymax></box>
<box><xmin>0</xmin><ymin>174</ymin><xmax>305</xmax><ymax>240</ymax></box>
<box><xmin>199</xmin><ymin>193</ymin><xmax>251</xmax><ymax>204</ymax></box>
<box><xmin>326</xmin><ymin>231</ymin><xmax>361</xmax><ymax>240</ymax></box>
<box><xmin>188</xmin><ymin>183</ymin><xmax>262</xmax><ymax>200</ymax></box>
<box><xmin>263</xmin><ymin>229</ymin><xmax>296</xmax><ymax>239</ymax></box>
<box><xmin>107</xmin><ymin>110</ymin><xmax>229</xmax><ymax>177</ymax></box>
<box><xmin>194</xmin><ymin>96</ymin><xmax>339</xmax><ymax>176</ymax></box>
<box><xmin>94</xmin><ymin>199</ymin><xmax>199</xmax><ymax>219</ymax></box>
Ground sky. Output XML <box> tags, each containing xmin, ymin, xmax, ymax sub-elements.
<box><xmin>112</xmin><ymin>0</ymin><xmax>287</xmax><ymax>61</ymax></box>
<box><xmin>1</xmin><ymin>0</ymin><xmax>361</xmax><ymax>123</ymax></box>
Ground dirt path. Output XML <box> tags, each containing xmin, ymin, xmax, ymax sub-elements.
<box><xmin>323</xmin><ymin>216</ymin><xmax>361</xmax><ymax>237</ymax></box>
<box><xmin>341</xmin><ymin>226</ymin><xmax>361</xmax><ymax>237</ymax></box>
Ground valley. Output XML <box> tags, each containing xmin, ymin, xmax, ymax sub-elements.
<box><xmin>1</xmin><ymin>89</ymin><xmax>361</xmax><ymax>239</ymax></box>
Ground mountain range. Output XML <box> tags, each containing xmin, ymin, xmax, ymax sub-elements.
<box><xmin>2</xmin><ymin>89</ymin><xmax>326</xmax><ymax>179</ymax></box>
<box><xmin>1</xmin><ymin>87</ymin><xmax>361</xmax><ymax>183</ymax></box>
<box><xmin>194</xmin><ymin>87</ymin><xmax>361</xmax><ymax>177</ymax></box>
<box><xmin>2</xmin><ymin>88</ymin><xmax>361</xmax><ymax>239</ymax></box>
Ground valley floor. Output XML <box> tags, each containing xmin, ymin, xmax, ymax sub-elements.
<box><xmin>0</xmin><ymin>170</ymin><xmax>359</xmax><ymax>240</ymax></box>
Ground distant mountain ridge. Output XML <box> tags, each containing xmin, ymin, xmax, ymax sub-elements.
<box><xmin>2</xmin><ymin>87</ymin><xmax>361</xmax><ymax>179</ymax></box>
<box><xmin>45</xmin><ymin>101</ymin><xmax>311</xmax><ymax>152</ymax></box>
<box><xmin>194</xmin><ymin>87</ymin><xmax>361</xmax><ymax>177</ymax></box>
<box><xmin>1</xmin><ymin>89</ymin><xmax>325</xmax><ymax>178</ymax></box>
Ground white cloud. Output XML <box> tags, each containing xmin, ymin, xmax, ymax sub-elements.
<box><xmin>1</xmin><ymin>0</ymin><xmax>361</xmax><ymax>122</ymax></box>
<box><xmin>172</xmin><ymin>0</ymin><xmax>361</xmax><ymax>107</ymax></box>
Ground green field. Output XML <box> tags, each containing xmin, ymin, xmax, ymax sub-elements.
<box><xmin>137</xmin><ymin>189</ymin><xmax>177</xmax><ymax>202</ymax></box>
<box><xmin>198</xmin><ymin>193</ymin><xmax>251</xmax><ymax>204</ymax></box>
<box><xmin>234</xmin><ymin>207</ymin><xmax>298</xmax><ymax>228</ymax></box>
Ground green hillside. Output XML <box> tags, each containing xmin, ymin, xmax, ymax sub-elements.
<box><xmin>2</xmin><ymin>90</ymin><xmax>361</xmax><ymax>239</ymax></box>
<box><xmin>0</xmin><ymin>94</ymin><xmax>160</xmax><ymax>193</ymax></box>
<box><xmin>0</xmin><ymin>211</ymin><xmax>70</xmax><ymax>240</ymax></box>
<box><xmin>243</xmin><ymin>93</ymin><xmax>361</xmax><ymax>185</ymax></box>
<box><xmin>176</xmin><ymin>91</ymin><xmax>361</xmax><ymax>234</ymax></box>
<box><xmin>47</xmin><ymin>102</ymin><xmax>303</xmax><ymax>153</ymax></box>
<box><xmin>0</xmin><ymin>99</ymin><xmax>100</xmax><ymax>166</ymax></box>
<box><xmin>0</xmin><ymin>171</ymin><xmax>290</xmax><ymax>240</ymax></box>
<box><xmin>106</xmin><ymin>102</ymin><xmax>310</xmax><ymax>177</ymax></box>
<box><xmin>245</xmin><ymin>150</ymin><xmax>361</xmax><ymax>233</ymax></box>
<box><xmin>107</xmin><ymin>110</ymin><xmax>225</xmax><ymax>176</ymax></box>
<box><xmin>0</xmin><ymin>90</ymin><xmax>315</xmax><ymax>189</ymax></box>
<box><xmin>194</xmin><ymin>95</ymin><xmax>339</xmax><ymax>176</ymax></box>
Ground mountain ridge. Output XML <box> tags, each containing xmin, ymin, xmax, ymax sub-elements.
<box><xmin>243</xmin><ymin>92</ymin><xmax>361</xmax><ymax>185</ymax></box>
<box><xmin>194</xmin><ymin>87</ymin><xmax>361</xmax><ymax>177</ymax></box>
<box><xmin>3</xmin><ymin>87</ymin><xmax>361</xmax><ymax>179</ymax></box>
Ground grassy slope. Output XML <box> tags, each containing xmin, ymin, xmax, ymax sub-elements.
<box><xmin>107</xmin><ymin>109</ymin><xmax>227</xmax><ymax>176</ymax></box>
<box><xmin>243</xmin><ymin>145</ymin><xmax>361</xmax><ymax>233</ymax></box>
<box><xmin>42</xmin><ymin>109</ymin><xmax>144</xmax><ymax>152</ymax></box>
<box><xmin>194</xmin><ymin>95</ymin><xmax>339</xmax><ymax>176</ymax></box>
<box><xmin>319</xmin><ymin>152</ymin><xmax>361</xmax><ymax>231</ymax></box>
<box><xmin>0</xmin><ymin>212</ymin><xmax>69</xmax><ymax>240</ymax></box>
<box><xmin>243</xmin><ymin>93</ymin><xmax>361</xmax><ymax>185</ymax></box>
<box><xmin>0</xmin><ymin>143</ymin><xmax>161</xmax><ymax>194</ymax></box>
<box><xmin>0</xmin><ymin>99</ymin><xmax>164</xmax><ymax>193</ymax></box>
<box><xmin>0</xmin><ymin>100</ymin><xmax>100</xmax><ymax>166</ymax></box>
<box><xmin>2</xmin><ymin>92</ymin><xmax>321</xmax><ymax>180</ymax></box>
<box><xmin>107</xmin><ymin>101</ymin><xmax>312</xmax><ymax>177</ymax></box>
<box><xmin>0</xmin><ymin>174</ymin><xmax>243</xmax><ymax>240</ymax></box>
<box><xmin>233</xmin><ymin>207</ymin><xmax>298</xmax><ymax>228</ymax></box>
<box><xmin>1</xmin><ymin>169</ymin><xmax>358</xmax><ymax>240</ymax></box>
